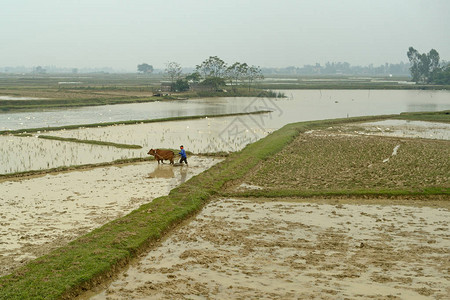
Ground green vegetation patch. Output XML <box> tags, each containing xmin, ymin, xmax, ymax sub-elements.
<box><xmin>0</xmin><ymin>157</ymin><xmax>152</xmax><ymax>181</ymax></box>
<box><xmin>397</xmin><ymin>110</ymin><xmax>450</xmax><ymax>123</ymax></box>
<box><xmin>0</xmin><ymin>97</ymin><xmax>159</xmax><ymax>112</ymax></box>
<box><xmin>37</xmin><ymin>135</ymin><xmax>142</xmax><ymax>149</ymax></box>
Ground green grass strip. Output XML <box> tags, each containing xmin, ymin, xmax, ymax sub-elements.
<box><xmin>0</xmin><ymin>110</ymin><xmax>271</xmax><ymax>135</ymax></box>
<box><xmin>397</xmin><ymin>110</ymin><xmax>450</xmax><ymax>123</ymax></box>
<box><xmin>225</xmin><ymin>187</ymin><xmax>450</xmax><ymax>199</ymax></box>
<box><xmin>37</xmin><ymin>135</ymin><xmax>143</xmax><ymax>149</ymax></box>
<box><xmin>0</xmin><ymin>157</ymin><xmax>152</xmax><ymax>180</ymax></box>
<box><xmin>0</xmin><ymin>113</ymin><xmax>444</xmax><ymax>299</ymax></box>
<box><xmin>0</xmin><ymin>96</ymin><xmax>160</xmax><ymax>112</ymax></box>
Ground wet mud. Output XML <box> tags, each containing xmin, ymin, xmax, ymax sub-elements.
<box><xmin>90</xmin><ymin>198</ymin><xmax>449</xmax><ymax>299</ymax></box>
<box><xmin>0</xmin><ymin>157</ymin><xmax>222</xmax><ymax>276</ymax></box>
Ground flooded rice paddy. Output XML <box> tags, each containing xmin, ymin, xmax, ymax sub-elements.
<box><xmin>0</xmin><ymin>156</ymin><xmax>222</xmax><ymax>276</ymax></box>
<box><xmin>1</xmin><ymin>89</ymin><xmax>449</xmax><ymax>131</ymax></box>
<box><xmin>1</xmin><ymin>89</ymin><xmax>449</xmax><ymax>175</ymax></box>
<box><xmin>2</xmin><ymin>117</ymin><xmax>448</xmax><ymax>175</ymax></box>
<box><xmin>0</xmin><ymin>135</ymin><xmax>143</xmax><ymax>174</ymax></box>
<box><xmin>1</xmin><ymin>115</ymin><xmax>270</xmax><ymax>174</ymax></box>
<box><xmin>43</xmin><ymin>115</ymin><xmax>271</xmax><ymax>153</ymax></box>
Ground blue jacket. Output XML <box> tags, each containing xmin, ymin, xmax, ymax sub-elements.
<box><xmin>179</xmin><ymin>149</ymin><xmax>186</xmax><ymax>158</ymax></box>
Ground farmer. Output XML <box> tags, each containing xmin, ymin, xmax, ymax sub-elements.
<box><xmin>179</xmin><ymin>145</ymin><xmax>188</xmax><ymax>165</ymax></box>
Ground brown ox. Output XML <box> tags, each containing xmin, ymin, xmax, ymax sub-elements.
<box><xmin>147</xmin><ymin>149</ymin><xmax>174</xmax><ymax>164</ymax></box>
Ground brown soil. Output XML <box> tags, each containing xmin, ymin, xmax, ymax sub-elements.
<box><xmin>0</xmin><ymin>157</ymin><xmax>222</xmax><ymax>276</ymax></box>
<box><xmin>89</xmin><ymin>197</ymin><xmax>450</xmax><ymax>299</ymax></box>
<box><xmin>244</xmin><ymin>132</ymin><xmax>449</xmax><ymax>193</ymax></box>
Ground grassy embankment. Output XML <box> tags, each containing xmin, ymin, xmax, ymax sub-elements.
<box><xmin>397</xmin><ymin>110</ymin><xmax>450</xmax><ymax>123</ymax></box>
<box><xmin>0</xmin><ymin>157</ymin><xmax>152</xmax><ymax>181</ymax></box>
<box><xmin>0</xmin><ymin>111</ymin><xmax>448</xmax><ymax>299</ymax></box>
<box><xmin>37</xmin><ymin>135</ymin><xmax>142</xmax><ymax>149</ymax></box>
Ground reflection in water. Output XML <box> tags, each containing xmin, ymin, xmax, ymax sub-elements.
<box><xmin>406</xmin><ymin>103</ymin><xmax>437</xmax><ymax>112</ymax></box>
<box><xmin>179</xmin><ymin>166</ymin><xmax>188</xmax><ymax>183</ymax></box>
<box><xmin>147</xmin><ymin>165</ymin><xmax>174</xmax><ymax>179</ymax></box>
<box><xmin>1</xmin><ymin>90</ymin><xmax>449</xmax><ymax>131</ymax></box>
<box><xmin>2</xmin><ymin>90</ymin><xmax>449</xmax><ymax>174</ymax></box>
<box><xmin>0</xmin><ymin>135</ymin><xmax>143</xmax><ymax>174</ymax></box>
<box><xmin>146</xmin><ymin>163</ymin><xmax>189</xmax><ymax>194</ymax></box>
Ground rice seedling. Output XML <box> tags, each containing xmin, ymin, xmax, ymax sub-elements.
<box><xmin>244</xmin><ymin>133</ymin><xmax>449</xmax><ymax>195</ymax></box>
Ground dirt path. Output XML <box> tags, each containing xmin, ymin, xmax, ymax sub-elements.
<box><xmin>89</xmin><ymin>197</ymin><xmax>449</xmax><ymax>299</ymax></box>
<box><xmin>0</xmin><ymin>157</ymin><xmax>222</xmax><ymax>276</ymax></box>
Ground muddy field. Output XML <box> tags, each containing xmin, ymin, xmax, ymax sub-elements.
<box><xmin>356</xmin><ymin>120</ymin><xmax>450</xmax><ymax>140</ymax></box>
<box><xmin>1</xmin><ymin>118</ymin><xmax>449</xmax><ymax>299</ymax></box>
<box><xmin>244</xmin><ymin>125</ymin><xmax>449</xmax><ymax>193</ymax></box>
<box><xmin>90</xmin><ymin>197</ymin><xmax>449</xmax><ymax>299</ymax></box>
<box><xmin>85</xmin><ymin>121</ymin><xmax>449</xmax><ymax>299</ymax></box>
<box><xmin>0</xmin><ymin>157</ymin><xmax>222</xmax><ymax>276</ymax></box>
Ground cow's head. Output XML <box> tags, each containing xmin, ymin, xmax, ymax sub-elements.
<box><xmin>147</xmin><ymin>149</ymin><xmax>156</xmax><ymax>155</ymax></box>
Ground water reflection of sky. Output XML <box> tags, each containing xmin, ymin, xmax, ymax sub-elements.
<box><xmin>1</xmin><ymin>90</ymin><xmax>449</xmax><ymax>131</ymax></box>
<box><xmin>1</xmin><ymin>90</ymin><xmax>449</xmax><ymax>174</ymax></box>
<box><xmin>0</xmin><ymin>115</ymin><xmax>271</xmax><ymax>174</ymax></box>
<box><xmin>0</xmin><ymin>135</ymin><xmax>144</xmax><ymax>174</ymax></box>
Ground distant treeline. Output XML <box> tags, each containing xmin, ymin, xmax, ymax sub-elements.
<box><xmin>262</xmin><ymin>62</ymin><xmax>412</xmax><ymax>76</ymax></box>
<box><xmin>1</xmin><ymin>62</ymin><xmax>412</xmax><ymax>76</ymax></box>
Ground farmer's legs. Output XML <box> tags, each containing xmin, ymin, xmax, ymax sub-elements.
<box><xmin>180</xmin><ymin>157</ymin><xmax>188</xmax><ymax>164</ymax></box>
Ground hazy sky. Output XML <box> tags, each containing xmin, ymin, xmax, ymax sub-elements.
<box><xmin>1</xmin><ymin>0</ymin><xmax>449</xmax><ymax>71</ymax></box>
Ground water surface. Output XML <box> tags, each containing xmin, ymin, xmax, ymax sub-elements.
<box><xmin>1</xmin><ymin>90</ymin><xmax>449</xmax><ymax>131</ymax></box>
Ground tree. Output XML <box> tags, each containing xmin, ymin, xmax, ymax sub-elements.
<box><xmin>171</xmin><ymin>79</ymin><xmax>190</xmax><ymax>92</ymax></box>
<box><xmin>199</xmin><ymin>77</ymin><xmax>226</xmax><ymax>91</ymax></box>
<box><xmin>196</xmin><ymin>56</ymin><xmax>227</xmax><ymax>79</ymax></box>
<box><xmin>165</xmin><ymin>61</ymin><xmax>182</xmax><ymax>84</ymax></box>
<box><xmin>185</xmin><ymin>72</ymin><xmax>201</xmax><ymax>83</ymax></box>
<box><xmin>407</xmin><ymin>47</ymin><xmax>441</xmax><ymax>83</ymax></box>
<box><xmin>427</xmin><ymin>49</ymin><xmax>440</xmax><ymax>82</ymax></box>
<box><xmin>226</xmin><ymin>62</ymin><xmax>248</xmax><ymax>91</ymax></box>
<box><xmin>33</xmin><ymin>66</ymin><xmax>46</xmax><ymax>74</ymax></box>
<box><xmin>432</xmin><ymin>63</ymin><xmax>450</xmax><ymax>84</ymax></box>
<box><xmin>137</xmin><ymin>63</ymin><xmax>153</xmax><ymax>74</ymax></box>
<box><xmin>246</xmin><ymin>65</ymin><xmax>264</xmax><ymax>91</ymax></box>
<box><xmin>195</xmin><ymin>56</ymin><xmax>228</xmax><ymax>91</ymax></box>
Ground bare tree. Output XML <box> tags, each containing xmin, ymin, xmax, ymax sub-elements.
<box><xmin>246</xmin><ymin>65</ymin><xmax>263</xmax><ymax>91</ymax></box>
<box><xmin>165</xmin><ymin>61</ymin><xmax>182</xmax><ymax>84</ymax></box>
<box><xmin>226</xmin><ymin>62</ymin><xmax>248</xmax><ymax>91</ymax></box>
